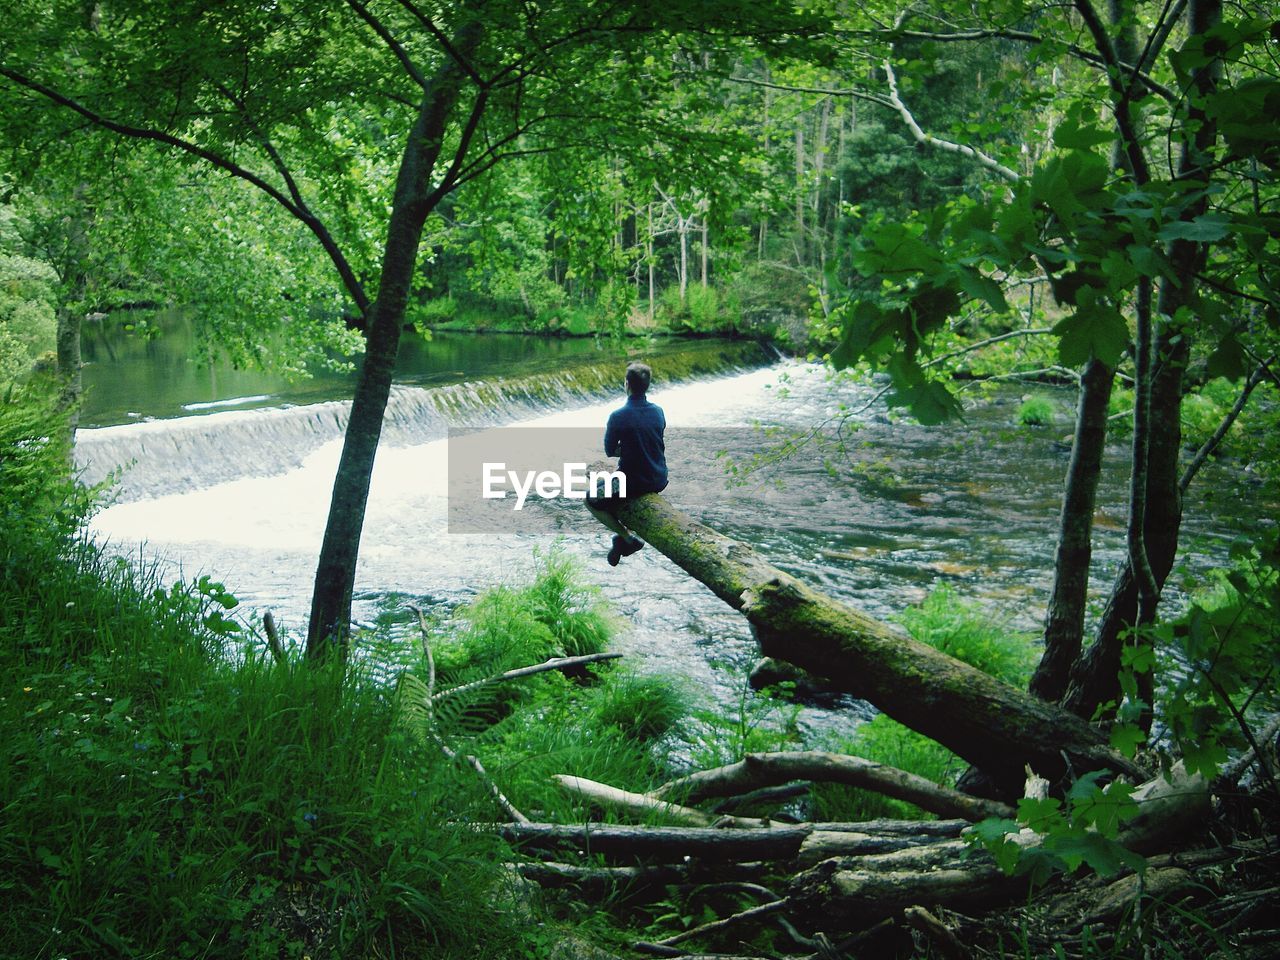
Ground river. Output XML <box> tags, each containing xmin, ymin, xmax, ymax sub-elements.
<box><xmin>74</xmin><ymin>326</ymin><xmax>1275</xmax><ymax>740</ymax></box>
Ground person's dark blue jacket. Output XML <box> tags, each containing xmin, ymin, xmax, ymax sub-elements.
<box><xmin>605</xmin><ymin>395</ymin><xmax>667</xmax><ymax>495</ymax></box>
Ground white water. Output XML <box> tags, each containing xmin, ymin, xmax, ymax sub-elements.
<box><xmin>87</xmin><ymin>362</ymin><xmax>870</xmax><ymax>731</ymax></box>
<box><xmin>81</xmin><ymin>356</ymin><xmax>1269</xmax><ymax>740</ymax></box>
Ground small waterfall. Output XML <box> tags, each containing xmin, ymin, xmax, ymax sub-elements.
<box><xmin>76</xmin><ymin>339</ymin><xmax>772</xmax><ymax>502</ymax></box>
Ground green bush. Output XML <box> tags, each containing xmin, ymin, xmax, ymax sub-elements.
<box><xmin>1017</xmin><ymin>395</ymin><xmax>1056</xmax><ymax>426</ymax></box>
<box><xmin>897</xmin><ymin>584</ymin><xmax>1036</xmax><ymax>686</ymax></box>
<box><xmin>587</xmin><ymin>669</ymin><xmax>689</xmax><ymax>742</ymax></box>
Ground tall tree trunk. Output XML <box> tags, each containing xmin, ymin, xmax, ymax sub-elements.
<box><xmin>647</xmin><ymin>201</ymin><xmax>655</xmax><ymax>323</ymax></box>
<box><xmin>793</xmin><ymin>126</ymin><xmax>805</xmax><ymax>263</ymax></box>
<box><xmin>758</xmin><ymin>76</ymin><xmax>772</xmax><ymax>261</ymax></box>
<box><xmin>307</xmin><ymin>27</ymin><xmax>481</xmax><ymax>658</ymax></box>
<box><xmin>1062</xmin><ymin>0</ymin><xmax>1221</xmax><ymax>719</ymax></box>
<box><xmin>1029</xmin><ymin>358</ymin><xmax>1114</xmax><ymax>701</ymax></box>
<box><xmin>700</xmin><ymin>215</ymin><xmax>708</xmax><ymax>289</ymax></box>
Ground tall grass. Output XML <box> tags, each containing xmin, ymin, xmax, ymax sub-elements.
<box><xmin>0</xmin><ymin>394</ymin><xmax>528</xmax><ymax>959</ymax></box>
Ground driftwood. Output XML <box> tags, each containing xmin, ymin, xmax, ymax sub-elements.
<box><xmin>653</xmin><ymin>751</ymin><xmax>1015</xmax><ymax>822</ymax></box>
<box><xmin>590</xmin><ymin>491</ymin><xmax>1145</xmax><ymax>794</ymax></box>
<box><xmin>553</xmin><ymin>775</ymin><xmax>768</xmax><ymax>829</ymax></box>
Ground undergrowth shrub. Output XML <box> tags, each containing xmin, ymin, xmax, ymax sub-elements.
<box><xmin>397</xmin><ymin>550</ymin><xmax>695</xmax><ymax>825</ymax></box>
<box><xmin>1017</xmin><ymin>395</ymin><xmax>1056</xmax><ymax>426</ymax></box>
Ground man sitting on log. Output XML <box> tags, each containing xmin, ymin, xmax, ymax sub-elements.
<box><xmin>587</xmin><ymin>361</ymin><xmax>667</xmax><ymax>566</ymax></box>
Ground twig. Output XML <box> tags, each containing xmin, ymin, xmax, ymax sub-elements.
<box><xmin>922</xmin><ymin>328</ymin><xmax>1054</xmax><ymax>370</ymax></box>
<box><xmin>406</xmin><ymin>604</ymin><xmax>529</xmax><ymax>823</ymax></box>
<box><xmin>435</xmin><ymin>735</ymin><xmax>530</xmax><ymax>824</ymax></box>
<box><xmin>903</xmin><ymin>905</ymin><xmax>968</xmax><ymax>960</ymax></box>
<box><xmin>1180</xmin><ymin>361</ymin><xmax>1271</xmax><ymax>494</ymax></box>
<box><xmin>883</xmin><ymin>60</ymin><xmax>1020</xmax><ymax>183</ymax></box>
<box><xmin>262</xmin><ymin>611</ymin><xmax>287</xmax><ymax>666</ymax></box>
<box><xmin>1222</xmin><ymin>714</ymin><xmax>1280</xmax><ymax>785</ymax></box>
<box><xmin>635</xmin><ymin>899</ymin><xmax>788</xmax><ymax>954</ymax></box>
<box><xmin>431</xmin><ymin>652</ymin><xmax>623</xmax><ymax>704</ymax></box>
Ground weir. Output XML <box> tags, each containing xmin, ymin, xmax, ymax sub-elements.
<box><xmin>75</xmin><ymin>339</ymin><xmax>770</xmax><ymax>502</ymax></box>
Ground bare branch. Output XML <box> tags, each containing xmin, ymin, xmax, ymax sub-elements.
<box><xmin>263</xmin><ymin>611</ymin><xmax>288</xmax><ymax>666</ymax></box>
<box><xmin>635</xmin><ymin>899</ymin><xmax>787</xmax><ymax>954</ymax></box>
<box><xmin>852</xmin><ymin>26</ymin><xmax>1176</xmax><ymax>102</ymax></box>
<box><xmin>1179</xmin><ymin>360</ymin><xmax>1271</xmax><ymax>493</ymax></box>
<box><xmin>393</xmin><ymin>0</ymin><xmax>485</xmax><ymax>86</ymax></box>
<box><xmin>430</xmin><ymin>652</ymin><xmax>623</xmax><ymax>705</ymax></box>
<box><xmin>552</xmin><ymin>775</ymin><xmax>766</xmax><ymax>828</ymax></box>
<box><xmin>882</xmin><ymin>60</ymin><xmax>1020</xmax><ymax>183</ymax></box>
<box><xmin>0</xmin><ymin>66</ymin><xmax>372</xmax><ymax>315</ymax></box>
<box><xmin>653</xmin><ymin>751</ymin><xmax>1014</xmax><ymax>822</ymax></box>
<box><xmin>343</xmin><ymin>0</ymin><xmax>429</xmax><ymax>90</ymax></box>
<box><xmin>923</xmin><ymin>327</ymin><xmax>1054</xmax><ymax>369</ymax></box>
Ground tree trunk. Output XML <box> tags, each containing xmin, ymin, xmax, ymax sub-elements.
<box><xmin>793</xmin><ymin>126</ymin><xmax>805</xmax><ymax>263</ymax></box>
<box><xmin>591</xmin><ymin>492</ymin><xmax>1145</xmax><ymax>794</ymax></box>
<box><xmin>307</xmin><ymin>28</ymin><xmax>481</xmax><ymax>657</ymax></box>
<box><xmin>1030</xmin><ymin>358</ymin><xmax>1114</xmax><ymax>701</ymax></box>
<box><xmin>1062</xmin><ymin>0</ymin><xmax>1221</xmax><ymax>719</ymax></box>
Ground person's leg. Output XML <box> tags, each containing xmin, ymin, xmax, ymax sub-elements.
<box><xmin>586</xmin><ymin>498</ymin><xmax>644</xmax><ymax>565</ymax></box>
<box><xmin>585</xmin><ymin>499</ymin><xmax>631</xmax><ymax>539</ymax></box>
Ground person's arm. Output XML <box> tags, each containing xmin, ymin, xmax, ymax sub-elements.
<box><xmin>605</xmin><ymin>412</ymin><xmax>621</xmax><ymax>456</ymax></box>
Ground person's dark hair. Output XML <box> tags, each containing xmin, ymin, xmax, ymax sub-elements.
<box><xmin>625</xmin><ymin>362</ymin><xmax>652</xmax><ymax>395</ymax></box>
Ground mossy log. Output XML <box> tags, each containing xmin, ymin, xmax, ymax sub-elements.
<box><xmin>594</xmin><ymin>491</ymin><xmax>1145</xmax><ymax>794</ymax></box>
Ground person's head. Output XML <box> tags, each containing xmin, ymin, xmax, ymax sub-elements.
<box><xmin>625</xmin><ymin>362</ymin><xmax>652</xmax><ymax>397</ymax></box>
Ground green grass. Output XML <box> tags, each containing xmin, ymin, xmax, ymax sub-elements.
<box><xmin>1017</xmin><ymin>395</ymin><xmax>1056</xmax><ymax>426</ymax></box>
<box><xmin>0</xmin><ymin>394</ymin><xmax>535</xmax><ymax>959</ymax></box>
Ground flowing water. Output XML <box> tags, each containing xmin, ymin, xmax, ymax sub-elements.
<box><xmin>75</xmin><ymin>326</ymin><xmax>1275</xmax><ymax>743</ymax></box>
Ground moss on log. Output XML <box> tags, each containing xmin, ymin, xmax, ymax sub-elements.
<box><xmin>598</xmin><ymin>492</ymin><xmax>1145</xmax><ymax>794</ymax></box>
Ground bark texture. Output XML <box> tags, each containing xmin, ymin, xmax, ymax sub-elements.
<box><xmin>307</xmin><ymin>25</ymin><xmax>482</xmax><ymax>656</ymax></box>
<box><xmin>1030</xmin><ymin>357</ymin><xmax>1114</xmax><ymax>701</ymax></box>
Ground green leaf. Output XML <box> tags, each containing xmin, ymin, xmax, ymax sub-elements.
<box><xmin>954</xmin><ymin>267</ymin><xmax>1009</xmax><ymax>314</ymax></box>
<box><xmin>1053</xmin><ymin>289</ymin><xmax>1129</xmax><ymax>366</ymax></box>
<box><xmin>1110</xmin><ymin>723</ymin><xmax>1145</xmax><ymax>758</ymax></box>
<box><xmin>1157</xmin><ymin>213</ymin><xmax>1231</xmax><ymax>243</ymax></box>
<box><xmin>1053</xmin><ymin>116</ymin><xmax>1114</xmax><ymax>150</ymax></box>
<box><xmin>1048</xmin><ymin>831</ymin><xmax>1146</xmax><ymax>877</ymax></box>
<box><xmin>1206</xmin><ymin>336</ymin><xmax>1249</xmax><ymax>380</ymax></box>
<box><xmin>1017</xmin><ymin>795</ymin><xmax>1064</xmax><ymax>833</ymax></box>
<box><xmin>886</xmin><ymin>375</ymin><xmax>964</xmax><ymax>425</ymax></box>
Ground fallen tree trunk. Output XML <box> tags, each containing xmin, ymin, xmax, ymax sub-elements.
<box><xmin>593</xmin><ymin>492</ymin><xmax>1145</xmax><ymax>794</ymax></box>
<box><xmin>653</xmin><ymin>751</ymin><xmax>1015</xmax><ymax>822</ymax></box>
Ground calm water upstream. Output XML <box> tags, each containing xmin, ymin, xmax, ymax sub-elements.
<box><xmin>75</xmin><ymin>328</ymin><xmax>1276</xmax><ymax>741</ymax></box>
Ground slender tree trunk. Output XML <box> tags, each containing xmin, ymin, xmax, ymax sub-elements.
<box><xmin>647</xmin><ymin>201</ymin><xmax>655</xmax><ymax>322</ymax></box>
<box><xmin>308</xmin><ymin>28</ymin><xmax>481</xmax><ymax>658</ymax></box>
<box><xmin>793</xmin><ymin>126</ymin><xmax>805</xmax><ymax>263</ymax></box>
<box><xmin>758</xmin><ymin>76</ymin><xmax>771</xmax><ymax>261</ymax></box>
<box><xmin>700</xmin><ymin>215</ymin><xmax>708</xmax><ymax>288</ymax></box>
<box><xmin>1063</xmin><ymin>0</ymin><xmax>1221</xmax><ymax>719</ymax></box>
<box><xmin>678</xmin><ymin>209</ymin><xmax>688</xmax><ymax>303</ymax></box>
<box><xmin>1029</xmin><ymin>358</ymin><xmax>1114</xmax><ymax>701</ymax></box>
